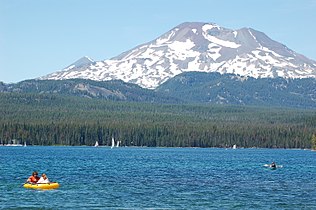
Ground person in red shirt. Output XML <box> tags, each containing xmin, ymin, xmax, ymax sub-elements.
<box><xmin>27</xmin><ymin>171</ymin><xmax>40</xmax><ymax>183</ymax></box>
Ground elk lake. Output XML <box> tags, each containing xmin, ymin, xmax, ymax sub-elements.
<box><xmin>1</xmin><ymin>146</ymin><xmax>315</xmax><ymax>209</ymax></box>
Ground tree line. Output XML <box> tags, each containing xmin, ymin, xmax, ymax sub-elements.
<box><xmin>0</xmin><ymin>93</ymin><xmax>315</xmax><ymax>148</ymax></box>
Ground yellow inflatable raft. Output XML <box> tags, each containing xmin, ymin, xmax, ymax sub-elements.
<box><xmin>23</xmin><ymin>182</ymin><xmax>59</xmax><ymax>190</ymax></box>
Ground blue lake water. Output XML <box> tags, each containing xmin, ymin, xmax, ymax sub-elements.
<box><xmin>0</xmin><ymin>146</ymin><xmax>315</xmax><ymax>209</ymax></box>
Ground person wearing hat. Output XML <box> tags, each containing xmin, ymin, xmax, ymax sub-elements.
<box><xmin>26</xmin><ymin>171</ymin><xmax>40</xmax><ymax>183</ymax></box>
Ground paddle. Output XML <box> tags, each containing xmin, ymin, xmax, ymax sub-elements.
<box><xmin>21</xmin><ymin>181</ymin><xmax>32</xmax><ymax>187</ymax></box>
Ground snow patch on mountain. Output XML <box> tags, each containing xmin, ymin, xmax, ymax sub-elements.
<box><xmin>39</xmin><ymin>22</ymin><xmax>316</xmax><ymax>89</ymax></box>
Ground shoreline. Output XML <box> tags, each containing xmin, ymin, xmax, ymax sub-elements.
<box><xmin>0</xmin><ymin>144</ymin><xmax>313</xmax><ymax>151</ymax></box>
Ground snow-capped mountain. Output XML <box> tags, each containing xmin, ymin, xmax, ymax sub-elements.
<box><xmin>39</xmin><ymin>22</ymin><xmax>316</xmax><ymax>89</ymax></box>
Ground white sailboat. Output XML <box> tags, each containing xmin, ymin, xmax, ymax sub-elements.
<box><xmin>94</xmin><ymin>141</ymin><xmax>99</xmax><ymax>147</ymax></box>
<box><xmin>116</xmin><ymin>140</ymin><xmax>120</xmax><ymax>147</ymax></box>
<box><xmin>24</xmin><ymin>142</ymin><xmax>27</xmax><ymax>147</ymax></box>
<box><xmin>111</xmin><ymin>137</ymin><xmax>115</xmax><ymax>149</ymax></box>
<box><xmin>232</xmin><ymin>144</ymin><xmax>237</xmax><ymax>149</ymax></box>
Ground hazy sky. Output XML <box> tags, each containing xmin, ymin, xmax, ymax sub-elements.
<box><xmin>1</xmin><ymin>0</ymin><xmax>315</xmax><ymax>83</ymax></box>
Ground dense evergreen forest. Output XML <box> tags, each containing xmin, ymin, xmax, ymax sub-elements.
<box><xmin>0</xmin><ymin>92</ymin><xmax>315</xmax><ymax>148</ymax></box>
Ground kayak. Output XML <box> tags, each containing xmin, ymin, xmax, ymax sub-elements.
<box><xmin>263</xmin><ymin>164</ymin><xmax>283</xmax><ymax>169</ymax></box>
<box><xmin>23</xmin><ymin>182</ymin><xmax>59</xmax><ymax>190</ymax></box>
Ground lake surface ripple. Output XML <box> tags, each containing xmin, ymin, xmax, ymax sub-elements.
<box><xmin>1</xmin><ymin>147</ymin><xmax>315</xmax><ymax>209</ymax></box>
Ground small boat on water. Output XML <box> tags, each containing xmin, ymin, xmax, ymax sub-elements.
<box><xmin>23</xmin><ymin>182</ymin><xmax>59</xmax><ymax>190</ymax></box>
<box><xmin>263</xmin><ymin>163</ymin><xmax>283</xmax><ymax>170</ymax></box>
<box><xmin>94</xmin><ymin>141</ymin><xmax>99</xmax><ymax>147</ymax></box>
<box><xmin>110</xmin><ymin>137</ymin><xmax>121</xmax><ymax>148</ymax></box>
<box><xmin>4</xmin><ymin>139</ymin><xmax>23</xmax><ymax>146</ymax></box>
<box><xmin>4</xmin><ymin>144</ymin><xmax>23</xmax><ymax>147</ymax></box>
<box><xmin>111</xmin><ymin>137</ymin><xmax>115</xmax><ymax>149</ymax></box>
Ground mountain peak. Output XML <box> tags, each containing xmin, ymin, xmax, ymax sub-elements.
<box><xmin>177</xmin><ymin>22</ymin><xmax>218</xmax><ymax>29</ymax></box>
<box><xmin>66</xmin><ymin>56</ymin><xmax>95</xmax><ymax>69</ymax></box>
<box><xmin>39</xmin><ymin>22</ymin><xmax>316</xmax><ymax>89</ymax></box>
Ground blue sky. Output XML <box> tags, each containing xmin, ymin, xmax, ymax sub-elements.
<box><xmin>1</xmin><ymin>0</ymin><xmax>315</xmax><ymax>83</ymax></box>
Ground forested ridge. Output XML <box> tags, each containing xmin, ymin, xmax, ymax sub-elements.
<box><xmin>2</xmin><ymin>73</ymin><xmax>316</xmax><ymax>108</ymax></box>
<box><xmin>157</xmin><ymin>72</ymin><xmax>316</xmax><ymax>109</ymax></box>
<box><xmin>0</xmin><ymin>92</ymin><xmax>315</xmax><ymax>148</ymax></box>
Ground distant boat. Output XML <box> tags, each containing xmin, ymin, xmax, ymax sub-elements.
<box><xmin>94</xmin><ymin>141</ymin><xmax>99</xmax><ymax>147</ymax></box>
<box><xmin>4</xmin><ymin>144</ymin><xmax>23</xmax><ymax>147</ymax></box>
<box><xmin>24</xmin><ymin>142</ymin><xmax>27</xmax><ymax>147</ymax></box>
<box><xmin>263</xmin><ymin>163</ymin><xmax>283</xmax><ymax>169</ymax></box>
<box><xmin>111</xmin><ymin>137</ymin><xmax>115</xmax><ymax>149</ymax></box>
<box><xmin>232</xmin><ymin>144</ymin><xmax>237</xmax><ymax>149</ymax></box>
<box><xmin>5</xmin><ymin>139</ymin><xmax>23</xmax><ymax>146</ymax></box>
<box><xmin>116</xmin><ymin>140</ymin><xmax>120</xmax><ymax>147</ymax></box>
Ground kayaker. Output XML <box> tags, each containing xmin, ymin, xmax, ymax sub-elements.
<box><xmin>26</xmin><ymin>171</ymin><xmax>40</xmax><ymax>183</ymax></box>
<box><xmin>271</xmin><ymin>162</ymin><xmax>276</xmax><ymax>168</ymax></box>
<box><xmin>37</xmin><ymin>173</ymin><xmax>50</xmax><ymax>184</ymax></box>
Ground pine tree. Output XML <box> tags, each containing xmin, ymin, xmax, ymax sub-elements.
<box><xmin>312</xmin><ymin>134</ymin><xmax>316</xmax><ymax>151</ymax></box>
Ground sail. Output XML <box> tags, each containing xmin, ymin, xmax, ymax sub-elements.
<box><xmin>233</xmin><ymin>144</ymin><xmax>237</xmax><ymax>149</ymax></box>
<box><xmin>116</xmin><ymin>140</ymin><xmax>120</xmax><ymax>147</ymax></box>
<box><xmin>94</xmin><ymin>141</ymin><xmax>99</xmax><ymax>147</ymax></box>
<box><xmin>111</xmin><ymin>137</ymin><xmax>115</xmax><ymax>149</ymax></box>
